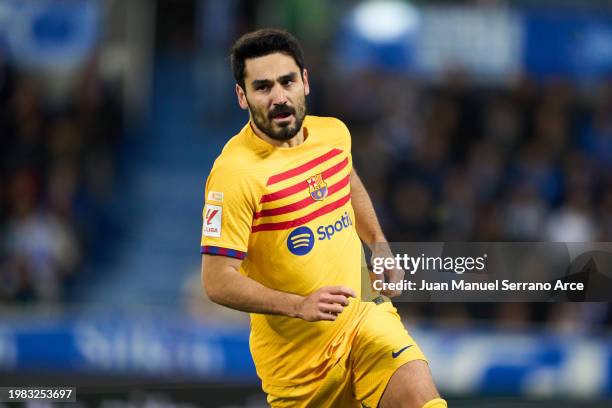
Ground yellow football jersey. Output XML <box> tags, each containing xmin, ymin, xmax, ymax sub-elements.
<box><xmin>201</xmin><ymin>115</ymin><xmax>364</xmax><ymax>389</ymax></box>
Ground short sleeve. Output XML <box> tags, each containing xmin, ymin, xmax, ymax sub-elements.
<box><xmin>335</xmin><ymin>118</ymin><xmax>352</xmax><ymax>154</ymax></box>
<box><xmin>331</xmin><ymin>117</ymin><xmax>352</xmax><ymax>168</ymax></box>
<box><xmin>200</xmin><ymin>165</ymin><xmax>253</xmax><ymax>259</ymax></box>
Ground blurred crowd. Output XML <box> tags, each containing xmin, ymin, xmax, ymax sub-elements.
<box><xmin>320</xmin><ymin>69</ymin><xmax>612</xmax><ymax>331</ymax></box>
<box><xmin>328</xmin><ymin>71</ymin><xmax>612</xmax><ymax>242</ymax></box>
<box><xmin>0</xmin><ymin>53</ymin><xmax>123</xmax><ymax>303</ymax></box>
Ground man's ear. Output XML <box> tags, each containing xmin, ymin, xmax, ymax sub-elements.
<box><xmin>236</xmin><ymin>84</ymin><xmax>249</xmax><ymax>110</ymax></box>
<box><xmin>303</xmin><ymin>68</ymin><xmax>310</xmax><ymax>96</ymax></box>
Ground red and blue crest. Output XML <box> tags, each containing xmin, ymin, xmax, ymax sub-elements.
<box><xmin>307</xmin><ymin>174</ymin><xmax>328</xmax><ymax>201</ymax></box>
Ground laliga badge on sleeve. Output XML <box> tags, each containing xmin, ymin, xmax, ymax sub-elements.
<box><xmin>203</xmin><ymin>204</ymin><xmax>222</xmax><ymax>237</ymax></box>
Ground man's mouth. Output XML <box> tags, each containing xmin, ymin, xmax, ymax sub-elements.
<box><xmin>273</xmin><ymin>112</ymin><xmax>292</xmax><ymax>119</ymax></box>
<box><xmin>270</xmin><ymin>109</ymin><xmax>295</xmax><ymax>121</ymax></box>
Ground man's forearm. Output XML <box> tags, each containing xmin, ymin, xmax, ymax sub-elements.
<box><xmin>203</xmin><ymin>256</ymin><xmax>303</xmax><ymax>317</ymax></box>
<box><xmin>350</xmin><ymin>169</ymin><xmax>387</xmax><ymax>247</ymax></box>
<box><xmin>350</xmin><ymin>169</ymin><xmax>404</xmax><ymax>296</ymax></box>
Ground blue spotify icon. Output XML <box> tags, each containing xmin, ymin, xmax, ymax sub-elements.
<box><xmin>287</xmin><ymin>226</ymin><xmax>315</xmax><ymax>256</ymax></box>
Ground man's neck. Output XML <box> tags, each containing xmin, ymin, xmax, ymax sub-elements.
<box><xmin>250</xmin><ymin>121</ymin><xmax>305</xmax><ymax>148</ymax></box>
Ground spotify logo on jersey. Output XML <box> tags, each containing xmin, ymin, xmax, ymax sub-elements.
<box><xmin>287</xmin><ymin>226</ymin><xmax>315</xmax><ymax>256</ymax></box>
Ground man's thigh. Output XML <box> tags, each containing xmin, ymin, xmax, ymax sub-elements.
<box><xmin>350</xmin><ymin>300</ymin><xmax>428</xmax><ymax>408</ymax></box>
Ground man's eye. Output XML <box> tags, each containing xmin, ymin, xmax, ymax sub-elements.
<box><xmin>256</xmin><ymin>85</ymin><xmax>269</xmax><ymax>91</ymax></box>
<box><xmin>282</xmin><ymin>80</ymin><xmax>293</xmax><ymax>86</ymax></box>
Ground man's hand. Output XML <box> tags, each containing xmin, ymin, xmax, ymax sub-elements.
<box><xmin>296</xmin><ymin>286</ymin><xmax>356</xmax><ymax>322</ymax></box>
<box><xmin>372</xmin><ymin>245</ymin><xmax>405</xmax><ymax>298</ymax></box>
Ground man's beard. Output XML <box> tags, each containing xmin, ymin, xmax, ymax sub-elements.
<box><xmin>249</xmin><ymin>97</ymin><xmax>307</xmax><ymax>141</ymax></box>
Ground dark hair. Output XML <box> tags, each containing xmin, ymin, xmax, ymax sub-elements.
<box><xmin>230</xmin><ymin>28</ymin><xmax>305</xmax><ymax>90</ymax></box>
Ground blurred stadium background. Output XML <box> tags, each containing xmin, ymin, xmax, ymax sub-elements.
<box><xmin>1</xmin><ymin>0</ymin><xmax>612</xmax><ymax>406</ymax></box>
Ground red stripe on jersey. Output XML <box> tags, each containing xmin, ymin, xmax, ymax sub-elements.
<box><xmin>260</xmin><ymin>181</ymin><xmax>308</xmax><ymax>204</ymax></box>
<box><xmin>252</xmin><ymin>193</ymin><xmax>351</xmax><ymax>232</ymax></box>
<box><xmin>254</xmin><ymin>174</ymin><xmax>351</xmax><ymax>219</ymax></box>
<box><xmin>260</xmin><ymin>157</ymin><xmax>349</xmax><ymax>203</ymax></box>
<box><xmin>266</xmin><ymin>148</ymin><xmax>342</xmax><ymax>186</ymax></box>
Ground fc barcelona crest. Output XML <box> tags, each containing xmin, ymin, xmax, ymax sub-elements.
<box><xmin>307</xmin><ymin>174</ymin><xmax>328</xmax><ymax>201</ymax></box>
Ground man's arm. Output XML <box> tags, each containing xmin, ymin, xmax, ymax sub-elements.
<box><xmin>202</xmin><ymin>254</ymin><xmax>356</xmax><ymax>321</ymax></box>
<box><xmin>350</xmin><ymin>169</ymin><xmax>386</xmax><ymax>247</ymax></box>
<box><xmin>350</xmin><ymin>168</ymin><xmax>404</xmax><ymax>297</ymax></box>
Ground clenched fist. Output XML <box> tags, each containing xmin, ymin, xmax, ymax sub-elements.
<box><xmin>297</xmin><ymin>286</ymin><xmax>356</xmax><ymax>321</ymax></box>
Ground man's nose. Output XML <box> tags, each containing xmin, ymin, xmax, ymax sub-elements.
<box><xmin>270</xmin><ymin>84</ymin><xmax>288</xmax><ymax>105</ymax></box>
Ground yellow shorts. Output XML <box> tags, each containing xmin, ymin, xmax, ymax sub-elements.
<box><xmin>266</xmin><ymin>299</ymin><xmax>428</xmax><ymax>408</ymax></box>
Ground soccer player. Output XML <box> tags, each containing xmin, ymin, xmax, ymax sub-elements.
<box><xmin>201</xmin><ymin>29</ymin><xmax>446</xmax><ymax>408</ymax></box>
